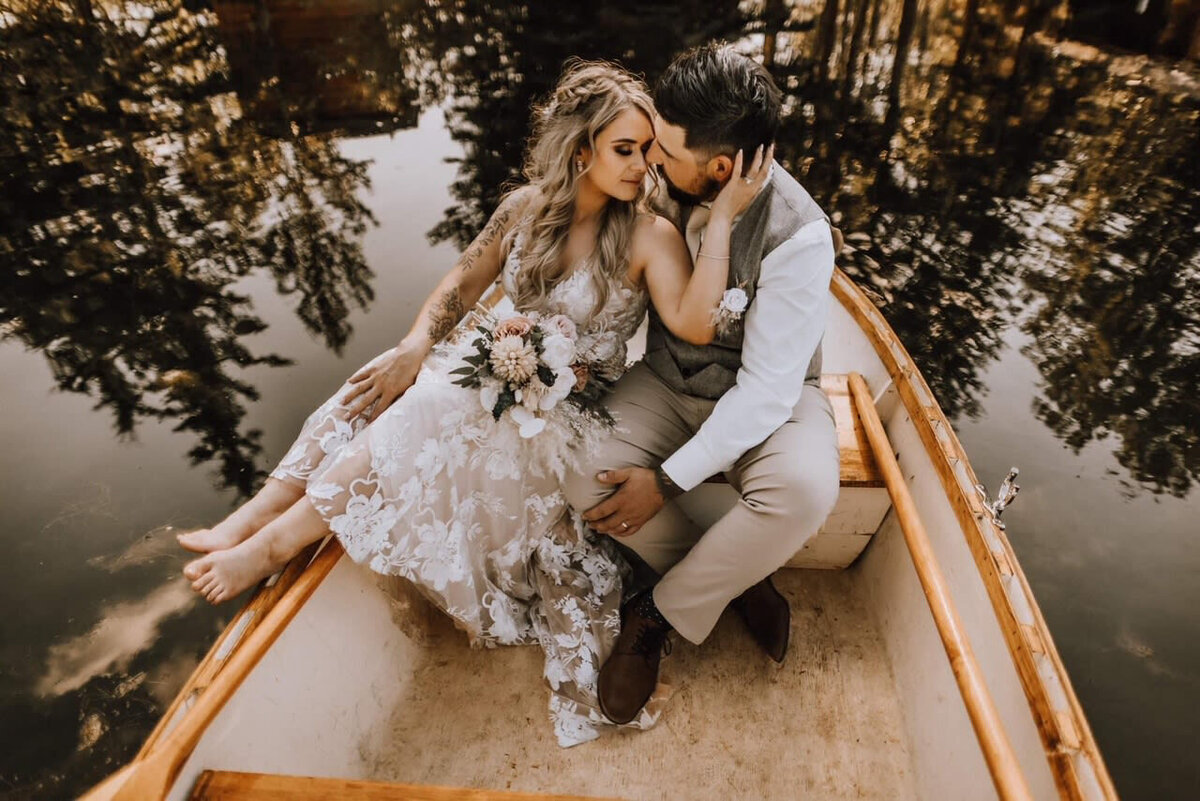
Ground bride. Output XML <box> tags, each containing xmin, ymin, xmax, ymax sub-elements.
<box><xmin>178</xmin><ymin>60</ymin><xmax>768</xmax><ymax>745</ymax></box>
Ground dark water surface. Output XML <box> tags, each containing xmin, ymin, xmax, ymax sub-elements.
<box><xmin>1</xmin><ymin>1</ymin><xmax>1197</xmax><ymax>798</ymax></box>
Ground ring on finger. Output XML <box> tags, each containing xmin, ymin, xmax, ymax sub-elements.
<box><xmin>620</xmin><ymin>521</ymin><xmax>630</xmax><ymax>531</ymax></box>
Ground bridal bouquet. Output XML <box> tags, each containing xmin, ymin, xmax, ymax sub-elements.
<box><xmin>451</xmin><ymin>308</ymin><xmax>613</xmax><ymax>438</ymax></box>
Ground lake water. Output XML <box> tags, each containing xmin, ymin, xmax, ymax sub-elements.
<box><xmin>1</xmin><ymin>1</ymin><xmax>1197</xmax><ymax>799</ymax></box>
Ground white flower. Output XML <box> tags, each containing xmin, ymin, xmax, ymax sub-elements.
<box><xmin>483</xmin><ymin>591</ymin><xmax>527</xmax><ymax>644</ymax></box>
<box><xmin>490</xmin><ymin>335</ymin><xmax>538</xmax><ymax>383</ymax></box>
<box><xmin>540</xmin><ymin>333</ymin><xmax>575</xmax><ymax>370</ymax></box>
<box><xmin>317</xmin><ymin>418</ymin><xmax>356</xmax><ymax>454</ymax></box>
<box><xmin>721</xmin><ymin>287</ymin><xmax>749</xmax><ymax>313</ymax></box>
<box><xmin>509</xmin><ymin>404</ymin><xmax>547</xmax><ymax>438</ymax></box>
<box><xmin>328</xmin><ymin>491</ymin><xmax>400</xmax><ymax>561</ymax></box>
<box><xmin>574</xmin><ymin>655</ymin><xmax>598</xmax><ymax>688</ymax></box>
<box><xmin>541</xmin><ymin>314</ymin><xmax>578</xmax><ymax>341</ymax></box>
<box><xmin>479</xmin><ymin>379</ymin><xmax>501</xmax><ymax>414</ymax></box>
<box><xmin>484</xmin><ymin>448</ymin><xmax>521</xmax><ymax>480</ymax></box>
<box><xmin>519</xmin><ymin>378</ymin><xmax>549</xmax><ymax>411</ymax></box>
<box><xmin>413</xmin><ymin>437</ymin><xmax>448</xmax><ymax>480</ymax></box>
<box><xmin>540</xmin><ymin>367</ymin><xmax>575</xmax><ymax>410</ymax></box>
<box><xmin>411</xmin><ymin>518</ymin><xmax>469</xmax><ymax>591</ymax></box>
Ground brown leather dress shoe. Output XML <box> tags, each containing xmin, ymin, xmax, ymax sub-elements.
<box><xmin>731</xmin><ymin>576</ymin><xmax>790</xmax><ymax>664</ymax></box>
<box><xmin>598</xmin><ymin>592</ymin><xmax>672</xmax><ymax>725</ymax></box>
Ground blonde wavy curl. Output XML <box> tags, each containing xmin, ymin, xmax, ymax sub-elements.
<box><xmin>503</xmin><ymin>60</ymin><xmax>656</xmax><ymax>317</ymax></box>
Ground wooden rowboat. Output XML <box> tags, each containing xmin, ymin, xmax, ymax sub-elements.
<box><xmin>83</xmin><ymin>270</ymin><xmax>1118</xmax><ymax>801</ymax></box>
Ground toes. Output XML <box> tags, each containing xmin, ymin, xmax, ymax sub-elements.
<box><xmin>193</xmin><ymin>573</ymin><xmax>217</xmax><ymax>595</ymax></box>
<box><xmin>206</xmin><ymin>585</ymin><xmax>224</xmax><ymax>604</ymax></box>
<box><xmin>177</xmin><ymin>531</ymin><xmax>199</xmax><ymax>549</ymax></box>
<box><xmin>183</xmin><ymin>558</ymin><xmax>211</xmax><ymax>581</ymax></box>
<box><xmin>178</xmin><ymin>530</ymin><xmax>214</xmax><ymax>554</ymax></box>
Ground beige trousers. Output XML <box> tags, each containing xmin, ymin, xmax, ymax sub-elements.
<box><xmin>563</xmin><ymin>363</ymin><xmax>840</xmax><ymax>644</ymax></box>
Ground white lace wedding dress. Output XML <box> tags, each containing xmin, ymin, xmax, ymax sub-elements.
<box><xmin>270</xmin><ymin>234</ymin><xmax>656</xmax><ymax>746</ymax></box>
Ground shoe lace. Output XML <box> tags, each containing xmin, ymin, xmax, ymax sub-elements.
<box><xmin>629</xmin><ymin>621</ymin><xmax>671</xmax><ymax>660</ymax></box>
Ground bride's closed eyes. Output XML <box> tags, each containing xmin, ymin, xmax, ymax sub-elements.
<box><xmin>614</xmin><ymin>139</ymin><xmax>653</xmax><ymax>157</ymax></box>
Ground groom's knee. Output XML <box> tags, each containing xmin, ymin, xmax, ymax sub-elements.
<box><xmin>562</xmin><ymin>469</ymin><xmax>610</xmax><ymax>514</ymax></box>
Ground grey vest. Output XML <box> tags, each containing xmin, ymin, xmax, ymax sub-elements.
<box><xmin>644</xmin><ymin>166</ymin><xmax>828</xmax><ymax>400</ymax></box>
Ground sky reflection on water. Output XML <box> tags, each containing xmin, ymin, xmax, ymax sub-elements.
<box><xmin>0</xmin><ymin>1</ymin><xmax>1197</xmax><ymax>798</ymax></box>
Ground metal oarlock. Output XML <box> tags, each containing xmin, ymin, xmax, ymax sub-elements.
<box><xmin>976</xmin><ymin>467</ymin><xmax>1021</xmax><ymax>529</ymax></box>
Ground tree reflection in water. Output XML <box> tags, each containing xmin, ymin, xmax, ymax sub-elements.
<box><xmin>3</xmin><ymin>0</ymin><xmax>1200</xmax><ymax>798</ymax></box>
<box><xmin>1015</xmin><ymin>49</ymin><xmax>1200</xmax><ymax>496</ymax></box>
<box><xmin>0</xmin><ymin>0</ymin><xmax>384</xmax><ymax>496</ymax></box>
<box><xmin>4</xmin><ymin>0</ymin><xmax>1195</xmax><ymax>500</ymax></box>
<box><xmin>754</xmin><ymin>1</ymin><xmax>1200</xmax><ymax>495</ymax></box>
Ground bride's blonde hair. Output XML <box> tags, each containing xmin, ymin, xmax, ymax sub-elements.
<box><xmin>506</xmin><ymin>60</ymin><xmax>655</xmax><ymax>315</ymax></box>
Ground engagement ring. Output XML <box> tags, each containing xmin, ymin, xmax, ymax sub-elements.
<box><xmin>620</xmin><ymin>521</ymin><xmax>630</xmax><ymax>530</ymax></box>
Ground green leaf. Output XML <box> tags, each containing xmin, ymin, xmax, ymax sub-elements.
<box><xmin>537</xmin><ymin>365</ymin><xmax>556</xmax><ymax>386</ymax></box>
<box><xmin>493</xmin><ymin>389</ymin><xmax>516</xmax><ymax>420</ymax></box>
<box><xmin>450</xmin><ymin>365</ymin><xmax>477</xmax><ymax>375</ymax></box>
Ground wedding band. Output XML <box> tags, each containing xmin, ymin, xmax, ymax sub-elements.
<box><xmin>620</xmin><ymin>521</ymin><xmax>630</xmax><ymax>530</ymax></box>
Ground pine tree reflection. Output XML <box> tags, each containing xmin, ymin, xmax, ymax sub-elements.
<box><xmin>403</xmin><ymin>0</ymin><xmax>746</xmax><ymax>254</ymax></box>
<box><xmin>1018</xmin><ymin>64</ymin><xmax>1200</xmax><ymax>496</ymax></box>
<box><xmin>0</xmin><ymin>1</ymin><xmax>386</xmax><ymax>496</ymax></box>
<box><xmin>766</xmin><ymin>0</ymin><xmax>1200</xmax><ymax>493</ymax></box>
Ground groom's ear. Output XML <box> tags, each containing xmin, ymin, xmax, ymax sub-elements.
<box><xmin>707</xmin><ymin>153</ymin><xmax>735</xmax><ymax>183</ymax></box>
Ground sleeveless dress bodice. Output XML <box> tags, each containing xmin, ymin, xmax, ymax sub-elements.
<box><xmin>498</xmin><ymin>229</ymin><xmax>649</xmax><ymax>382</ymax></box>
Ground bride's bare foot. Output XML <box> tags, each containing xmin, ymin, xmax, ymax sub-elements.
<box><xmin>177</xmin><ymin>517</ymin><xmax>263</xmax><ymax>554</ymax></box>
<box><xmin>178</xmin><ymin>481</ymin><xmax>304</xmax><ymax>553</ymax></box>
<box><xmin>183</xmin><ymin>536</ymin><xmax>286</xmax><ymax>604</ymax></box>
<box><xmin>185</xmin><ymin>493</ymin><xmax>329</xmax><ymax>603</ymax></box>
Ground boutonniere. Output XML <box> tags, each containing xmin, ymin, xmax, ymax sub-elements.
<box><xmin>712</xmin><ymin>285</ymin><xmax>749</xmax><ymax>336</ymax></box>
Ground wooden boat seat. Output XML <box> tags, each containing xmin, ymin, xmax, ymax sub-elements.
<box><xmin>189</xmin><ymin>770</ymin><xmax>620</xmax><ymax>800</ymax></box>
<box><xmin>682</xmin><ymin>373</ymin><xmax>891</xmax><ymax>569</ymax></box>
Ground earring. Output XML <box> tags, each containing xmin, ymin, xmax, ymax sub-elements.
<box><xmin>575</xmin><ymin>157</ymin><xmax>585</xmax><ymax>173</ymax></box>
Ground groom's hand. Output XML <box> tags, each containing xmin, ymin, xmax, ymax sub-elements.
<box><xmin>582</xmin><ymin>467</ymin><xmax>664</xmax><ymax>538</ymax></box>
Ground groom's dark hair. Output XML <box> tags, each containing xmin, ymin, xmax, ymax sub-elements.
<box><xmin>654</xmin><ymin>44</ymin><xmax>782</xmax><ymax>162</ymax></box>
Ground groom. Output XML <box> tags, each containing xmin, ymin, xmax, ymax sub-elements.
<box><xmin>563</xmin><ymin>44</ymin><xmax>840</xmax><ymax>724</ymax></box>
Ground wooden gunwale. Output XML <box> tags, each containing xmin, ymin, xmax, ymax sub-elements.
<box><xmin>848</xmin><ymin>372</ymin><xmax>1032</xmax><ymax>801</ymax></box>
<box><xmin>189</xmin><ymin>770</ymin><xmax>623</xmax><ymax>800</ymax></box>
<box><xmin>830</xmin><ymin>269</ymin><xmax>1117</xmax><ymax>800</ymax></box>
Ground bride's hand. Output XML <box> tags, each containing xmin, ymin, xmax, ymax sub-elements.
<box><xmin>710</xmin><ymin>143</ymin><xmax>773</xmax><ymax>222</ymax></box>
<box><xmin>342</xmin><ymin>342</ymin><xmax>425</xmax><ymax>422</ymax></box>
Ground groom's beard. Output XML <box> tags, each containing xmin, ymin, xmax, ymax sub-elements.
<box><xmin>659</xmin><ymin>168</ymin><xmax>720</xmax><ymax>207</ymax></box>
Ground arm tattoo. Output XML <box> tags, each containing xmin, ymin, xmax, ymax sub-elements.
<box><xmin>460</xmin><ymin>195</ymin><xmax>517</xmax><ymax>272</ymax></box>
<box><xmin>426</xmin><ymin>287</ymin><xmax>465</xmax><ymax>344</ymax></box>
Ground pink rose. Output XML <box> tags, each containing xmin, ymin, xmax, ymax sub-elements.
<box><xmin>494</xmin><ymin>315</ymin><xmax>534</xmax><ymax>339</ymax></box>
<box><xmin>543</xmin><ymin>314</ymin><xmax>577</xmax><ymax>341</ymax></box>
